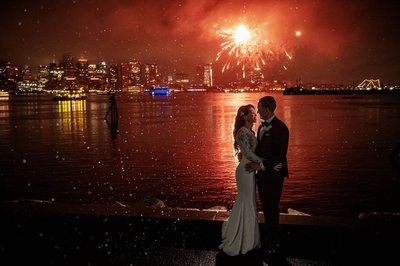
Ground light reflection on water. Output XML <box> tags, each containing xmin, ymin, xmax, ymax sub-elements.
<box><xmin>0</xmin><ymin>92</ymin><xmax>399</xmax><ymax>217</ymax></box>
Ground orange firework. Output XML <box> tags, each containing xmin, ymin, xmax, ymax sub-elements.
<box><xmin>216</xmin><ymin>22</ymin><xmax>291</xmax><ymax>78</ymax></box>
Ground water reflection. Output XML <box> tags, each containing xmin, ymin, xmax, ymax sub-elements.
<box><xmin>56</xmin><ymin>100</ymin><xmax>87</xmax><ymax>133</ymax></box>
<box><xmin>0</xmin><ymin>93</ymin><xmax>399</xmax><ymax>216</ymax></box>
<box><xmin>0</xmin><ymin>99</ymin><xmax>9</xmax><ymax>118</ymax></box>
<box><xmin>0</xmin><ymin>92</ymin><xmax>9</xmax><ymax>102</ymax></box>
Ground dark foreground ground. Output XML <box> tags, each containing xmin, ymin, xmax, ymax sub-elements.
<box><xmin>1</xmin><ymin>202</ymin><xmax>399</xmax><ymax>265</ymax></box>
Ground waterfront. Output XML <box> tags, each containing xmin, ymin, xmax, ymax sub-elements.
<box><xmin>0</xmin><ymin>92</ymin><xmax>399</xmax><ymax>217</ymax></box>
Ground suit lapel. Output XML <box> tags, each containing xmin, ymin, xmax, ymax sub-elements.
<box><xmin>257</xmin><ymin>125</ymin><xmax>262</xmax><ymax>142</ymax></box>
<box><xmin>259</xmin><ymin>117</ymin><xmax>275</xmax><ymax>141</ymax></box>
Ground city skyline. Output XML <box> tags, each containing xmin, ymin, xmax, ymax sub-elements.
<box><xmin>1</xmin><ymin>54</ymin><xmax>214</xmax><ymax>81</ymax></box>
<box><xmin>1</xmin><ymin>0</ymin><xmax>400</xmax><ymax>85</ymax></box>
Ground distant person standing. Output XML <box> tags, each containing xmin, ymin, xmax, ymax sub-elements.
<box><xmin>104</xmin><ymin>94</ymin><xmax>118</xmax><ymax>126</ymax></box>
<box><xmin>245</xmin><ymin>96</ymin><xmax>290</xmax><ymax>265</ymax></box>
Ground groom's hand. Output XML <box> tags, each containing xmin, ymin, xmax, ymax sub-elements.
<box><xmin>245</xmin><ymin>162</ymin><xmax>261</xmax><ymax>172</ymax></box>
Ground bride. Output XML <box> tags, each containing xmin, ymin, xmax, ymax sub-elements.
<box><xmin>219</xmin><ymin>104</ymin><xmax>281</xmax><ymax>256</ymax></box>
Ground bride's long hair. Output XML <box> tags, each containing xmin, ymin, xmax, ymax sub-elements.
<box><xmin>233</xmin><ymin>104</ymin><xmax>255</xmax><ymax>157</ymax></box>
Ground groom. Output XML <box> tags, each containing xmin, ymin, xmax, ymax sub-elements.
<box><xmin>245</xmin><ymin>96</ymin><xmax>289</xmax><ymax>264</ymax></box>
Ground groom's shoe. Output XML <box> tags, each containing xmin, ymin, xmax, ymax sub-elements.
<box><xmin>262</xmin><ymin>248</ymin><xmax>276</xmax><ymax>265</ymax></box>
<box><xmin>263</xmin><ymin>246</ymin><xmax>291</xmax><ymax>266</ymax></box>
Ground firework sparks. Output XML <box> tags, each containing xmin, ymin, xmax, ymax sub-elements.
<box><xmin>216</xmin><ymin>22</ymin><xmax>292</xmax><ymax>78</ymax></box>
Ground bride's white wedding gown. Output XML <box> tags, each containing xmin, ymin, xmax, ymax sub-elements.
<box><xmin>219</xmin><ymin>126</ymin><xmax>262</xmax><ymax>256</ymax></box>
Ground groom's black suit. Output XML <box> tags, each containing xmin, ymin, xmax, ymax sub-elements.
<box><xmin>255</xmin><ymin>116</ymin><xmax>289</xmax><ymax>249</ymax></box>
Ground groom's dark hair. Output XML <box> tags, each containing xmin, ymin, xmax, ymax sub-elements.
<box><xmin>259</xmin><ymin>96</ymin><xmax>276</xmax><ymax>112</ymax></box>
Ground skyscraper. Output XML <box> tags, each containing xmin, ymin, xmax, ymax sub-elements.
<box><xmin>144</xmin><ymin>63</ymin><xmax>158</xmax><ymax>86</ymax></box>
<box><xmin>120</xmin><ymin>62</ymin><xmax>130</xmax><ymax>91</ymax></box>
<box><xmin>108</xmin><ymin>64</ymin><xmax>120</xmax><ymax>91</ymax></box>
<box><xmin>128</xmin><ymin>59</ymin><xmax>142</xmax><ymax>91</ymax></box>
<box><xmin>76</xmin><ymin>57</ymin><xmax>89</xmax><ymax>85</ymax></box>
<box><xmin>61</xmin><ymin>53</ymin><xmax>77</xmax><ymax>85</ymax></box>
<box><xmin>203</xmin><ymin>63</ymin><xmax>213</xmax><ymax>87</ymax></box>
<box><xmin>196</xmin><ymin>63</ymin><xmax>213</xmax><ymax>87</ymax></box>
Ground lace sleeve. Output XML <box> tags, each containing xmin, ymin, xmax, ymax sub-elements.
<box><xmin>236</xmin><ymin>127</ymin><xmax>263</xmax><ymax>162</ymax></box>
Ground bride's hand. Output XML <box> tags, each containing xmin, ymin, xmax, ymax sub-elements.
<box><xmin>273</xmin><ymin>163</ymin><xmax>283</xmax><ymax>171</ymax></box>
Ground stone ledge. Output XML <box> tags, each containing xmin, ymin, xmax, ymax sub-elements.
<box><xmin>0</xmin><ymin>201</ymin><xmax>357</xmax><ymax>228</ymax></box>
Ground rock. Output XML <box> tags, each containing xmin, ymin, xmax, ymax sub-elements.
<box><xmin>287</xmin><ymin>208</ymin><xmax>311</xmax><ymax>216</ymax></box>
<box><xmin>115</xmin><ymin>201</ymin><xmax>128</xmax><ymax>208</ymax></box>
<box><xmin>175</xmin><ymin>207</ymin><xmax>200</xmax><ymax>211</ymax></box>
<box><xmin>145</xmin><ymin>197</ymin><xmax>165</xmax><ymax>209</ymax></box>
<box><xmin>203</xmin><ymin>206</ymin><xmax>227</xmax><ymax>211</ymax></box>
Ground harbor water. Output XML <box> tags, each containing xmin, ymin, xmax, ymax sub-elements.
<box><xmin>1</xmin><ymin>91</ymin><xmax>399</xmax><ymax>217</ymax></box>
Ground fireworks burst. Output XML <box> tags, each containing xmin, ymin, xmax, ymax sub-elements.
<box><xmin>216</xmin><ymin>22</ymin><xmax>292</xmax><ymax>78</ymax></box>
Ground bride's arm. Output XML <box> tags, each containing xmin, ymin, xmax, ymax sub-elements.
<box><xmin>236</xmin><ymin>127</ymin><xmax>263</xmax><ymax>162</ymax></box>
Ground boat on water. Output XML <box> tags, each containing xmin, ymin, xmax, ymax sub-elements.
<box><xmin>53</xmin><ymin>88</ymin><xmax>87</xmax><ymax>101</ymax></box>
<box><xmin>148</xmin><ymin>86</ymin><xmax>171</xmax><ymax>96</ymax></box>
<box><xmin>283</xmin><ymin>87</ymin><xmax>400</xmax><ymax>95</ymax></box>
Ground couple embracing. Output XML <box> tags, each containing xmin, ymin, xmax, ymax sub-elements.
<box><xmin>219</xmin><ymin>96</ymin><xmax>290</xmax><ymax>265</ymax></box>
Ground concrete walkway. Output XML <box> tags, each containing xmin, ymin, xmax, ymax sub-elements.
<box><xmin>1</xmin><ymin>201</ymin><xmax>399</xmax><ymax>265</ymax></box>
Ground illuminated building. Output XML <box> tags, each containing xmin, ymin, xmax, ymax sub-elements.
<box><xmin>37</xmin><ymin>65</ymin><xmax>49</xmax><ymax>90</ymax></box>
<box><xmin>96</xmin><ymin>61</ymin><xmax>108</xmax><ymax>89</ymax></box>
<box><xmin>48</xmin><ymin>63</ymin><xmax>64</xmax><ymax>89</ymax></box>
<box><xmin>174</xmin><ymin>72</ymin><xmax>190</xmax><ymax>87</ymax></box>
<box><xmin>203</xmin><ymin>63</ymin><xmax>213</xmax><ymax>87</ymax></box>
<box><xmin>120</xmin><ymin>62</ymin><xmax>130</xmax><ymax>91</ymax></box>
<box><xmin>88</xmin><ymin>64</ymin><xmax>96</xmax><ymax>78</ymax></box>
<box><xmin>88</xmin><ymin>63</ymin><xmax>100</xmax><ymax>89</ymax></box>
<box><xmin>144</xmin><ymin>63</ymin><xmax>159</xmax><ymax>86</ymax></box>
<box><xmin>196</xmin><ymin>63</ymin><xmax>213</xmax><ymax>87</ymax></box>
<box><xmin>245</xmin><ymin>66</ymin><xmax>264</xmax><ymax>84</ymax></box>
<box><xmin>76</xmin><ymin>57</ymin><xmax>89</xmax><ymax>85</ymax></box>
<box><xmin>16</xmin><ymin>66</ymin><xmax>39</xmax><ymax>92</ymax></box>
<box><xmin>167</xmin><ymin>74</ymin><xmax>173</xmax><ymax>85</ymax></box>
<box><xmin>0</xmin><ymin>61</ymin><xmax>20</xmax><ymax>89</ymax></box>
<box><xmin>21</xmin><ymin>66</ymin><xmax>35</xmax><ymax>81</ymax></box>
<box><xmin>61</xmin><ymin>53</ymin><xmax>74</xmax><ymax>68</ymax></box>
<box><xmin>127</xmin><ymin>59</ymin><xmax>142</xmax><ymax>92</ymax></box>
<box><xmin>196</xmin><ymin>65</ymin><xmax>204</xmax><ymax>85</ymax></box>
<box><xmin>61</xmin><ymin>53</ymin><xmax>77</xmax><ymax>85</ymax></box>
<box><xmin>16</xmin><ymin>80</ymin><xmax>39</xmax><ymax>92</ymax></box>
<box><xmin>108</xmin><ymin>64</ymin><xmax>120</xmax><ymax>91</ymax></box>
<box><xmin>120</xmin><ymin>59</ymin><xmax>143</xmax><ymax>92</ymax></box>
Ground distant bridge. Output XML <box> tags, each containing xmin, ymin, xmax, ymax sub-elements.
<box><xmin>356</xmin><ymin>79</ymin><xmax>381</xmax><ymax>89</ymax></box>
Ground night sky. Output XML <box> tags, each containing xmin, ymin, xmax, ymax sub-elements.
<box><xmin>1</xmin><ymin>0</ymin><xmax>399</xmax><ymax>85</ymax></box>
